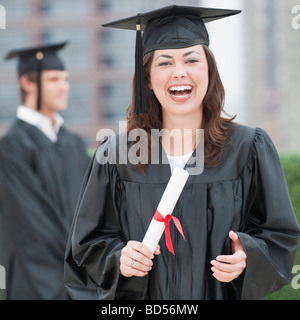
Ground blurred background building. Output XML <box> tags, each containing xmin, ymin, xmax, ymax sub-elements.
<box><xmin>243</xmin><ymin>0</ymin><xmax>300</xmax><ymax>151</ymax></box>
<box><xmin>0</xmin><ymin>0</ymin><xmax>299</xmax><ymax>151</ymax></box>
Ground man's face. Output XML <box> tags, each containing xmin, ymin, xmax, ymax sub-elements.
<box><xmin>41</xmin><ymin>70</ymin><xmax>70</xmax><ymax>113</ymax></box>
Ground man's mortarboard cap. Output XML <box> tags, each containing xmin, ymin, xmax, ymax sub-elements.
<box><xmin>102</xmin><ymin>5</ymin><xmax>241</xmax><ymax>114</ymax></box>
<box><xmin>5</xmin><ymin>41</ymin><xmax>68</xmax><ymax>76</ymax></box>
<box><xmin>5</xmin><ymin>41</ymin><xmax>68</xmax><ymax>110</ymax></box>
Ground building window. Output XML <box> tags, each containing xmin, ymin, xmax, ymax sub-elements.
<box><xmin>41</xmin><ymin>28</ymin><xmax>90</xmax><ymax>70</ymax></box>
<box><xmin>41</xmin><ymin>0</ymin><xmax>89</xmax><ymax>17</ymax></box>
<box><xmin>101</xmin><ymin>81</ymin><xmax>131</xmax><ymax>121</ymax></box>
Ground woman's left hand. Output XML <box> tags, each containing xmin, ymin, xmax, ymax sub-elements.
<box><xmin>210</xmin><ymin>230</ymin><xmax>247</xmax><ymax>282</ymax></box>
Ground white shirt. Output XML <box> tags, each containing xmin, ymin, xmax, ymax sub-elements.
<box><xmin>17</xmin><ymin>106</ymin><xmax>64</xmax><ymax>143</ymax></box>
<box><xmin>166</xmin><ymin>152</ymin><xmax>193</xmax><ymax>173</ymax></box>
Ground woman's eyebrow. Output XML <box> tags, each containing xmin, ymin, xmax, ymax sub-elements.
<box><xmin>155</xmin><ymin>54</ymin><xmax>173</xmax><ymax>61</ymax></box>
<box><xmin>183</xmin><ymin>51</ymin><xmax>201</xmax><ymax>57</ymax></box>
<box><xmin>154</xmin><ymin>51</ymin><xmax>201</xmax><ymax>61</ymax></box>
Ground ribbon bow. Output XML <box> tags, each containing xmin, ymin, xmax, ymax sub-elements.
<box><xmin>154</xmin><ymin>210</ymin><xmax>186</xmax><ymax>255</ymax></box>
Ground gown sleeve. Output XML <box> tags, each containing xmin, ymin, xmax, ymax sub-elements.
<box><xmin>235</xmin><ymin>128</ymin><xmax>300</xmax><ymax>299</ymax></box>
<box><xmin>64</xmin><ymin>138</ymin><xmax>129</xmax><ymax>300</ymax></box>
<box><xmin>0</xmin><ymin>141</ymin><xmax>72</xmax><ymax>299</ymax></box>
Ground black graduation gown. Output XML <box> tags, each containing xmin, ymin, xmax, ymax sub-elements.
<box><xmin>0</xmin><ymin>119</ymin><xmax>90</xmax><ymax>300</ymax></box>
<box><xmin>64</xmin><ymin>123</ymin><xmax>300</xmax><ymax>300</ymax></box>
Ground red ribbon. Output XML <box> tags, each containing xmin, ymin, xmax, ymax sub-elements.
<box><xmin>154</xmin><ymin>210</ymin><xmax>186</xmax><ymax>255</ymax></box>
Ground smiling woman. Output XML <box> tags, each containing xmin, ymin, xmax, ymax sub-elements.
<box><xmin>64</xmin><ymin>5</ymin><xmax>300</xmax><ymax>300</ymax></box>
<box><xmin>150</xmin><ymin>46</ymin><xmax>208</xmax><ymax>111</ymax></box>
<box><xmin>127</xmin><ymin>44</ymin><xmax>233</xmax><ymax>169</ymax></box>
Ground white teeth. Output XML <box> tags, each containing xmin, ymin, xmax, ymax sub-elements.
<box><xmin>169</xmin><ymin>85</ymin><xmax>192</xmax><ymax>91</ymax></box>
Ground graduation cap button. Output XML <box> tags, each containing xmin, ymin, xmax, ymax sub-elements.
<box><xmin>36</xmin><ymin>51</ymin><xmax>44</xmax><ymax>60</ymax></box>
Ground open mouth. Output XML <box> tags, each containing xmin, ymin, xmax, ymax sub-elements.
<box><xmin>168</xmin><ymin>85</ymin><xmax>193</xmax><ymax>98</ymax></box>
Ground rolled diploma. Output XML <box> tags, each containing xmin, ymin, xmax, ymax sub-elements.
<box><xmin>142</xmin><ymin>166</ymin><xmax>189</xmax><ymax>253</ymax></box>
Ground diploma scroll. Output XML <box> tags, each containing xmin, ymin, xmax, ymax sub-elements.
<box><xmin>142</xmin><ymin>167</ymin><xmax>189</xmax><ymax>253</ymax></box>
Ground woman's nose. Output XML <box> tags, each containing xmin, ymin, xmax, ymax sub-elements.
<box><xmin>172</xmin><ymin>62</ymin><xmax>187</xmax><ymax>78</ymax></box>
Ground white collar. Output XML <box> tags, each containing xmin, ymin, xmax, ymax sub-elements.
<box><xmin>166</xmin><ymin>152</ymin><xmax>193</xmax><ymax>173</ymax></box>
<box><xmin>16</xmin><ymin>105</ymin><xmax>64</xmax><ymax>142</ymax></box>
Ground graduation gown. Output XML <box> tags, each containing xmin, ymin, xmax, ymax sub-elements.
<box><xmin>64</xmin><ymin>123</ymin><xmax>300</xmax><ymax>300</ymax></box>
<box><xmin>0</xmin><ymin>119</ymin><xmax>90</xmax><ymax>299</ymax></box>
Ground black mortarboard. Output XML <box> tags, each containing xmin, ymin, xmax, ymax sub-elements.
<box><xmin>102</xmin><ymin>5</ymin><xmax>241</xmax><ymax>114</ymax></box>
<box><xmin>5</xmin><ymin>41</ymin><xmax>68</xmax><ymax>110</ymax></box>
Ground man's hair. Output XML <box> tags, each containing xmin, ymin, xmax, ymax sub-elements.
<box><xmin>19</xmin><ymin>71</ymin><xmax>38</xmax><ymax>104</ymax></box>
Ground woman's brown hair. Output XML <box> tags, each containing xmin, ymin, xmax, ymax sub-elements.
<box><xmin>126</xmin><ymin>45</ymin><xmax>235</xmax><ymax>173</ymax></box>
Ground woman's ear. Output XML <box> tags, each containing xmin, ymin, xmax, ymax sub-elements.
<box><xmin>148</xmin><ymin>80</ymin><xmax>153</xmax><ymax>90</ymax></box>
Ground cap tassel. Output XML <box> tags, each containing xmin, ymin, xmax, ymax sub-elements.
<box><xmin>36</xmin><ymin>51</ymin><xmax>44</xmax><ymax>111</ymax></box>
<box><xmin>134</xmin><ymin>14</ymin><xmax>145</xmax><ymax>114</ymax></box>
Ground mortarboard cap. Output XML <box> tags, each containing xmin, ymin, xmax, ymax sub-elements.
<box><xmin>5</xmin><ymin>41</ymin><xmax>68</xmax><ymax>110</ymax></box>
<box><xmin>102</xmin><ymin>5</ymin><xmax>241</xmax><ymax>114</ymax></box>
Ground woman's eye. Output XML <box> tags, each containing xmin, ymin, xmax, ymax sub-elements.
<box><xmin>158</xmin><ymin>61</ymin><xmax>170</xmax><ymax>66</ymax></box>
<box><xmin>186</xmin><ymin>59</ymin><xmax>198</xmax><ymax>64</ymax></box>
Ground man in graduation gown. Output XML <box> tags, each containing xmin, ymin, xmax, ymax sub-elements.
<box><xmin>0</xmin><ymin>42</ymin><xmax>90</xmax><ymax>299</ymax></box>
<box><xmin>64</xmin><ymin>6</ymin><xmax>300</xmax><ymax>300</ymax></box>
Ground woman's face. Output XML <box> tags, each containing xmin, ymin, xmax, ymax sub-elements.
<box><xmin>149</xmin><ymin>44</ymin><xmax>209</xmax><ymax>118</ymax></box>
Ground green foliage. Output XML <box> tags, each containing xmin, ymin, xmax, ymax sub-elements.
<box><xmin>87</xmin><ymin>148</ymin><xmax>96</xmax><ymax>159</ymax></box>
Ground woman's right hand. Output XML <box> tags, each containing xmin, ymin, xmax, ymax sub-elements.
<box><xmin>120</xmin><ymin>240</ymin><xmax>160</xmax><ymax>277</ymax></box>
